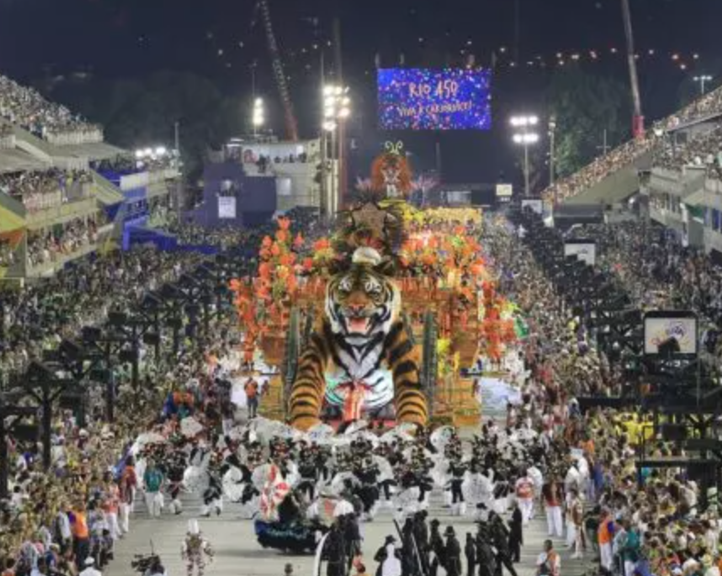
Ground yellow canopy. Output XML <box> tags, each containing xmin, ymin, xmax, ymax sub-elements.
<box><xmin>0</xmin><ymin>205</ymin><xmax>25</xmax><ymax>233</ymax></box>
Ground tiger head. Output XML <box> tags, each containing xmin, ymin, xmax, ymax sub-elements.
<box><xmin>325</xmin><ymin>248</ymin><xmax>400</xmax><ymax>340</ymax></box>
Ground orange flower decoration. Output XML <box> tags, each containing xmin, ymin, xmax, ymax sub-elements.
<box><xmin>271</xmin><ymin>243</ymin><xmax>281</xmax><ymax>257</ymax></box>
<box><xmin>257</xmin><ymin>284</ymin><xmax>270</xmax><ymax>300</ymax></box>
<box><xmin>313</xmin><ymin>238</ymin><xmax>331</xmax><ymax>251</ymax></box>
<box><xmin>293</xmin><ymin>233</ymin><xmax>304</xmax><ymax>249</ymax></box>
<box><xmin>279</xmin><ymin>253</ymin><xmax>295</xmax><ymax>267</ymax></box>
<box><xmin>421</xmin><ymin>253</ymin><xmax>437</xmax><ymax>266</ymax></box>
<box><xmin>258</xmin><ymin>262</ymin><xmax>272</xmax><ymax>279</ymax></box>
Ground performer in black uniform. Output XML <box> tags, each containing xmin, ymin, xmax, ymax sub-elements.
<box><xmin>489</xmin><ymin>513</ymin><xmax>518</xmax><ymax>576</ymax></box>
<box><xmin>474</xmin><ymin>523</ymin><xmax>496</xmax><ymax>576</ymax></box>
<box><xmin>429</xmin><ymin>519</ymin><xmax>445</xmax><ymax>576</ymax></box>
<box><xmin>443</xmin><ymin>527</ymin><xmax>462</xmax><ymax>576</ymax></box>
<box><xmin>508</xmin><ymin>502</ymin><xmax>523</xmax><ymax>563</ymax></box>
<box><xmin>464</xmin><ymin>533</ymin><xmax>477</xmax><ymax>576</ymax></box>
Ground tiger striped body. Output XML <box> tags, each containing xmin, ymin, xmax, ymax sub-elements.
<box><xmin>289</xmin><ymin>252</ymin><xmax>428</xmax><ymax>431</ymax></box>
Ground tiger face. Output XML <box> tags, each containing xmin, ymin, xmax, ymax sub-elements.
<box><xmin>326</xmin><ymin>265</ymin><xmax>400</xmax><ymax>339</ymax></box>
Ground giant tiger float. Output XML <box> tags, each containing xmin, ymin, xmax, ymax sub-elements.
<box><xmin>229</xmin><ymin>142</ymin><xmax>522</xmax><ymax>430</ymax></box>
<box><xmin>228</xmin><ymin>144</ymin><xmax>525</xmax><ymax>554</ymax></box>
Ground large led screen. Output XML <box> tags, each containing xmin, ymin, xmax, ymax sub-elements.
<box><xmin>643</xmin><ymin>311</ymin><xmax>698</xmax><ymax>357</ymax></box>
<box><xmin>564</xmin><ymin>240</ymin><xmax>596</xmax><ymax>266</ymax></box>
<box><xmin>378</xmin><ymin>68</ymin><xmax>492</xmax><ymax>130</ymax></box>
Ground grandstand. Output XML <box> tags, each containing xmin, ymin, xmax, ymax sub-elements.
<box><xmin>544</xmin><ymin>83</ymin><xmax>722</xmax><ymax>207</ymax></box>
<box><xmin>0</xmin><ymin>73</ymin><xmax>180</xmax><ymax>279</ymax></box>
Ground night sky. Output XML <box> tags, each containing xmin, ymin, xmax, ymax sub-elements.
<box><xmin>1</xmin><ymin>0</ymin><xmax>720</xmax><ymax>182</ymax></box>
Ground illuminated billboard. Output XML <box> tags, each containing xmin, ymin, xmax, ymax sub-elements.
<box><xmin>378</xmin><ymin>68</ymin><xmax>492</xmax><ymax>131</ymax></box>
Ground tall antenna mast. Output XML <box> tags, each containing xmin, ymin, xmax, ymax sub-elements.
<box><xmin>258</xmin><ymin>0</ymin><xmax>299</xmax><ymax>141</ymax></box>
<box><xmin>621</xmin><ymin>0</ymin><xmax>644</xmax><ymax>139</ymax></box>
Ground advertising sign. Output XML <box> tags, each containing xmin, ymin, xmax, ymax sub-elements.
<box><xmin>218</xmin><ymin>197</ymin><xmax>237</xmax><ymax>219</ymax></box>
<box><xmin>496</xmin><ymin>184</ymin><xmax>513</xmax><ymax>197</ymax></box>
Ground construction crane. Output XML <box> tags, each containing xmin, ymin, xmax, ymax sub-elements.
<box><xmin>256</xmin><ymin>0</ymin><xmax>299</xmax><ymax>141</ymax></box>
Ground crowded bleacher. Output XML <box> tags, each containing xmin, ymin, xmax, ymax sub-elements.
<box><xmin>546</xmin><ymin>84</ymin><xmax>722</xmax><ymax>203</ymax></box>
<box><xmin>0</xmin><ymin>169</ymin><xmax>93</xmax><ymax>212</ymax></box>
<box><xmin>0</xmin><ymin>75</ymin><xmax>101</xmax><ymax>144</ymax></box>
<box><xmin>92</xmin><ymin>151</ymin><xmax>178</xmax><ymax>176</ymax></box>
<box><xmin>508</xmin><ymin>208</ymin><xmax>722</xmax><ymax>576</ymax></box>
<box><xmin>26</xmin><ymin>215</ymin><xmax>107</xmax><ymax>269</ymax></box>
<box><xmin>654</xmin><ymin>125</ymin><xmax>722</xmax><ymax>179</ymax></box>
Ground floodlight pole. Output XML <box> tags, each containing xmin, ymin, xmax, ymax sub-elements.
<box><xmin>333</xmin><ymin>17</ymin><xmax>347</xmax><ymax>209</ymax></box>
<box><xmin>319</xmin><ymin>52</ymin><xmax>328</xmax><ymax>219</ymax></box>
<box><xmin>523</xmin><ymin>141</ymin><xmax>530</xmax><ymax>197</ymax></box>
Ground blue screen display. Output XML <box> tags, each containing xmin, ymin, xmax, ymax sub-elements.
<box><xmin>378</xmin><ymin>68</ymin><xmax>492</xmax><ymax>131</ymax></box>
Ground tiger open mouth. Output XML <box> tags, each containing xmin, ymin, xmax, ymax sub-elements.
<box><xmin>346</xmin><ymin>317</ymin><xmax>371</xmax><ymax>334</ymax></box>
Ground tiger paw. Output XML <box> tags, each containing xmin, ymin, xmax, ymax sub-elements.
<box><xmin>291</xmin><ymin>416</ymin><xmax>321</xmax><ymax>432</ymax></box>
<box><xmin>397</xmin><ymin>414</ymin><xmax>427</xmax><ymax>433</ymax></box>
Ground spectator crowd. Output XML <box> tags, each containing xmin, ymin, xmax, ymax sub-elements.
<box><xmin>26</xmin><ymin>216</ymin><xmax>107</xmax><ymax>270</ymax></box>
<box><xmin>0</xmin><ymin>169</ymin><xmax>92</xmax><ymax>213</ymax></box>
<box><xmin>0</xmin><ymin>75</ymin><xmax>101</xmax><ymax>143</ymax></box>
<box><xmin>0</xmin><ymin>245</ymin><xmax>204</xmax><ymax>382</ymax></box>
<box><xmin>545</xmin><ymin>84</ymin><xmax>722</xmax><ymax>203</ymax></box>
<box><xmin>92</xmin><ymin>152</ymin><xmax>177</xmax><ymax>176</ymax></box>
<box><xmin>654</xmin><ymin>124</ymin><xmax>722</xmax><ymax>180</ymax></box>
<box><xmin>502</xmin><ymin>211</ymin><xmax>722</xmax><ymax>576</ymax></box>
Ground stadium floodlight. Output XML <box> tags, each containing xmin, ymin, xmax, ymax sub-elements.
<box><xmin>252</xmin><ymin>97</ymin><xmax>265</xmax><ymax>134</ymax></box>
<box><xmin>322</xmin><ymin>85</ymin><xmax>351</xmax><ymax>126</ymax></box>
<box><xmin>510</xmin><ymin>115</ymin><xmax>539</xmax><ymax>128</ymax></box>
<box><xmin>144</xmin><ymin>148</ymin><xmax>153</xmax><ymax>157</ymax></box>
<box><xmin>323</xmin><ymin>120</ymin><xmax>337</xmax><ymax>132</ymax></box>
<box><xmin>155</xmin><ymin>146</ymin><xmax>167</xmax><ymax>157</ymax></box>
<box><xmin>693</xmin><ymin>74</ymin><xmax>713</xmax><ymax>96</ymax></box>
<box><xmin>510</xmin><ymin>113</ymin><xmax>540</xmax><ymax>197</ymax></box>
<box><xmin>135</xmin><ymin>150</ymin><xmax>145</xmax><ymax>159</ymax></box>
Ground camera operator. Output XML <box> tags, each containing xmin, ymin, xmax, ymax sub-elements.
<box><xmin>144</xmin><ymin>557</ymin><xmax>166</xmax><ymax>576</ymax></box>
<box><xmin>131</xmin><ymin>554</ymin><xmax>166</xmax><ymax>576</ymax></box>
